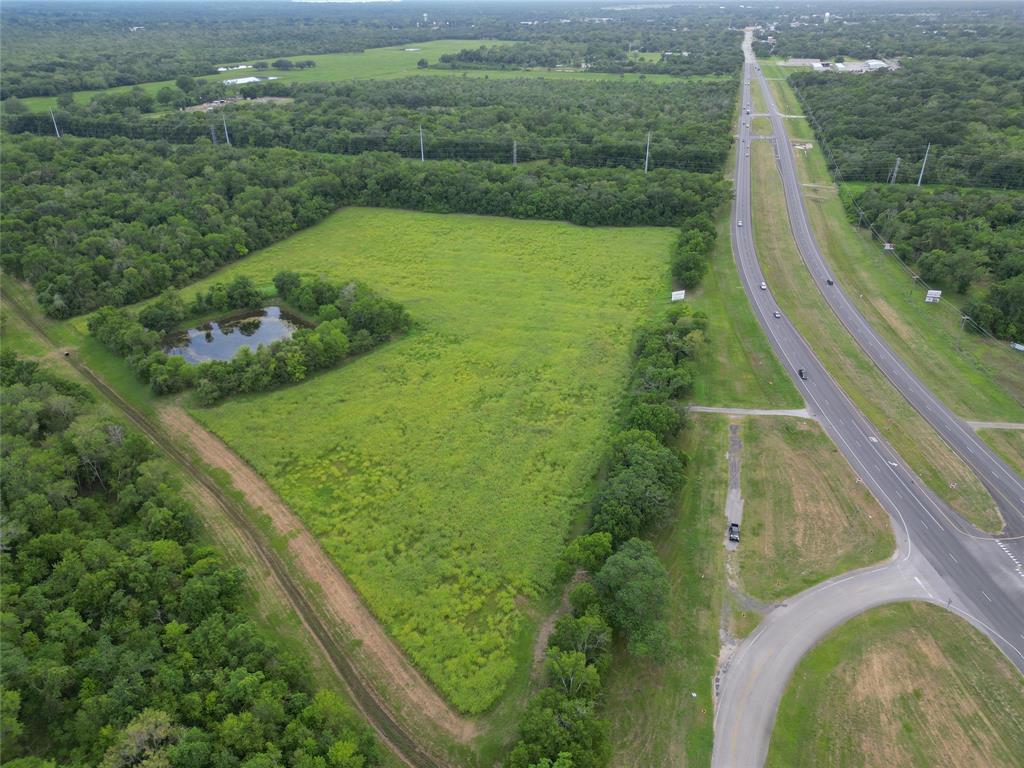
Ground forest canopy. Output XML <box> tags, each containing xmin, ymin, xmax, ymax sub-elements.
<box><xmin>0</xmin><ymin>352</ymin><xmax>382</xmax><ymax>767</ymax></box>
<box><xmin>0</xmin><ymin>134</ymin><xmax>729</xmax><ymax>317</ymax></box>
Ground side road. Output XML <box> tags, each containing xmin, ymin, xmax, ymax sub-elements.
<box><xmin>2</xmin><ymin>287</ymin><xmax>456</xmax><ymax>768</ymax></box>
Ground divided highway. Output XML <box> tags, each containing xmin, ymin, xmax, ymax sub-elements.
<box><xmin>758</xmin><ymin>51</ymin><xmax>1024</xmax><ymax>538</ymax></box>
<box><xmin>712</xmin><ymin>32</ymin><xmax>1024</xmax><ymax>768</ymax></box>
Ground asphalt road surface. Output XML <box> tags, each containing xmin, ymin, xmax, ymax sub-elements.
<box><xmin>712</xmin><ymin>32</ymin><xmax>1024</xmax><ymax>768</ymax></box>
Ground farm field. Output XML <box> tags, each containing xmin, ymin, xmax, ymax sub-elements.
<box><xmin>604</xmin><ymin>413</ymin><xmax>728</xmax><ymax>768</ymax></box>
<box><xmin>767</xmin><ymin>69</ymin><xmax>1024</xmax><ymax>421</ymax></box>
<box><xmin>18</xmin><ymin>38</ymin><xmax>685</xmax><ymax>113</ymax></box>
<box><xmin>738</xmin><ymin>416</ymin><xmax>894</xmax><ymax>601</ymax></box>
<box><xmin>750</xmin><ymin>140</ymin><xmax>1002</xmax><ymax>532</ymax></box>
<box><xmin>182</xmin><ymin>207</ymin><xmax>675</xmax><ymax>714</ymax></box>
<box><xmin>767</xmin><ymin>601</ymin><xmax>1024</xmax><ymax>768</ymax></box>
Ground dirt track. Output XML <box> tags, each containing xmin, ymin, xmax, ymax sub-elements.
<box><xmin>160</xmin><ymin>406</ymin><xmax>477</xmax><ymax>744</ymax></box>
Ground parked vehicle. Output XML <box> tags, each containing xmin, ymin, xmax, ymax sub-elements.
<box><xmin>728</xmin><ymin>523</ymin><xmax>740</xmax><ymax>542</ymax></box>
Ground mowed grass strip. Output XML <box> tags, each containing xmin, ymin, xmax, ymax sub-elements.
<box><xmin>738</xmin><ymin>416</ymin><xmax>894</xmax><ymax>601</ymax></box>
<box><xmin>978</xmin><ymin>429</ymin><xmax>1024</xmax><ymax>478</ymax></box>
<box><xmin>687</xmin><ymin>206</ymin><xmax>802</xmax><ymax>410</ymax></box>
<box><xmin>750</xmin><ymin>140</ymin><xmax>1002</xmax><ymax>532</ymax></box>
<box><xmin>767</xmin><ymin>601</ymin><xmax>1024</xmax><ymax>768</ymax></box>
<box><xmin>768</xmin><ymin>73</ymin><xmax>1024</xmax><ymax>421</ymax></box>
<box><xmin>185</xmin><ymin>208</ymin><xmax>673</xmax><ymax>713</ymax></box>
<box><xmin>604</xmin><ymin>413</ymin><xmax>728</xmax><ymax>768</ymax></box>
<box><xmin>19</xmin><ymin>39</ymin><xmax>685</xmax><ymax>113</ymax></box>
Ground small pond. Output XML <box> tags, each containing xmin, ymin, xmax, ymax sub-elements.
<box><xmin>164</xmin><ymin>306</ymin><xmax>307</xmax><ymax>364</ymax></box>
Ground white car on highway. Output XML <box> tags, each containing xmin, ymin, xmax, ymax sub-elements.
<box><xmin>760</xmin><ymin>281</ymin><xmax>767</xmax><ymax>290</ymax></box>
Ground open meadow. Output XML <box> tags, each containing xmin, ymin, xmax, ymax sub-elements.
<box><xmin>182</xmin><ymin>207</ymin><xmax>674</xmax><ymax>713</ymax></box>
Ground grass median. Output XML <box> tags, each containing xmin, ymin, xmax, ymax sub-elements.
<box><xmin>767</xmin><ymin>601</ymin><xmax>1024</xmax><ymax>768</ymax></box>
<box><xmin>766</xmin><ymin>69</ymin><xmax>1024</xmax><ymax>423</ymax></box>
<box><xmin>750</xmin><ymin>141</ymin><xmax>1002</xmax><ymax>532</ymax></box>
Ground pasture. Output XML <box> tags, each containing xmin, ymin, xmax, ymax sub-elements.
<box><xmin>184</xmin><ymin>207</ymin><xmax>674</xmax><ymax>713</ymax></box>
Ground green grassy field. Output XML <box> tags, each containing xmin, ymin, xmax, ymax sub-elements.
<box><xmin>764</xmin><ymin>68</ymin><xmax>1024</xmax><ymax>422</ymax></box>
<box><xmin>178</xmin><ymin>207</ymin><xmax>673</xmax><ymax>714</ymax></box>
<box><xmin>604</xmin><ymin>413</ymin><xmax>728</xmax><ymax>768</ymax></box>
<box><xmin>750</xmin><ymin>141</ymin><xmax>1002</xmax><ymax>532</ymax></box>
<box><xmin>767</xmin><ymin>601</ymin><xmax>1024</xmax><ymax>768</ymax></box>
<box><xmin>687</xmin><ymin>206</ymin><xmax>802</xmax><ymax>410</ymax></box>
<box><xmin>19</xmin><ymin>39</ymin><xmax>686</xmax><ymax>113</ymax></box>
<box><xmin>738</xmin><ymin>417</ymin><xmax>894</xmax><ymax>601</ymax></box>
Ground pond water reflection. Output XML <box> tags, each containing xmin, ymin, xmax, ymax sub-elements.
<box><xmin>164</xmin><ymin>306</ymin><xmax>306</xmax><ymax>364</ymax></box>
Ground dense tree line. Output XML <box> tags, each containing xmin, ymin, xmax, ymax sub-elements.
<box><xmin>845</xmin><ymin>184</ymin><xmax>1024</xmax><ymax>340</ymax></box>
<box><xmin>1</xmin><ymin>134</ymin><xmax>729</xmax><ymax>317</ymax></box>
<box><xmin>7</xmin><ymin>76</ymin><xmax>736</xmax><ymax>173</ymax></box>
<box><xmin>753</xmin><ymin>5</ymin><xmax>1024</xmax><ymax>61</ymax></box>
<box><xmin>508</xmin><ymin>305</ymin><xmax>705</xmax><ymax>767</ymax></box>
<box><xmin>435</xmin><ymin>27</ymin><xmax>742</xmax><ymax>77</ymax></box>
<box><xmin>88</xmin><ymin>272</ymin><xmax>410</xmax><ymax>403</ymax></box>
<box><xmin>789</xmin><ymin>53</ymin><xmax>1024</xmax><ymax>189</ymax></box>
<box><xmin>1</xmin><ymin>2</ymin><xmax>746</xmax><ymax>99</ymax></box>
<box><xmin>0</xmin><ymin>351</ymin><xmax>382</xmax><ymax>767</ymax></box>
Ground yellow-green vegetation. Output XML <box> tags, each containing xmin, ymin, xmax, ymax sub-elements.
<box><xmin>978</xmin><ymin>429</ymin><xmax>1024</xmax><ymax>477</ymax></box>
<box><xmin>751</xmin><ymin>116</ymin><xmax>772</xmax><ymax>135</ymax></box>
<box><xmin>750</xmin><ymin>140</ymin><xmax>1002</xmax><ymax>532</ymax></box>
<box><xmin>604</xmin><ymin>413</ymin><xmax>728</xmax><ymax>767</ymax></box>
<box><xmin>688</xmin><ymin>207</ymin><xmax>802</xmax><ymax>409</ymax></box>
<box><xmin>182</xmin><ymin>207</ymin><xmax>673</xmax><ymax>714</ymax></box>
<box><xmin>764</xmin><ymin>71</ymin><xmax>1024</xmax><ymax>419</ymax></box>
<box><xmin>768</xmin><ymin>601</ymin><xmax>1024</xmax><ymax>768</ymax></box>
<box><xmin>20</xmin><ymin>39</ymin><xmax>683</xmax><ymax>112</ymax></box>
<box><xmin>738</xmin><ymin>417</ymin><xmax>894</xmax><ymax>600</ymax></box>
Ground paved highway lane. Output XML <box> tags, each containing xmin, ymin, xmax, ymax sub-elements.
<box><xmin>755</xmin><ymin>56</ymin><xmax>1024</xmax><ymax>537</ymax></box>
<box><xmin>712</xmin><ymin>34</ymin><xmax>1024</xmax><ymax>768</ymax></box>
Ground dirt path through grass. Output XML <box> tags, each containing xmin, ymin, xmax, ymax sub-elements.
<box><xmin>159</xmin><ymin>405</ymin><xmax>478</xmax><ymax>745</ymax></box>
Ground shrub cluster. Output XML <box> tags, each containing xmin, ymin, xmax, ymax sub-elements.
<box><xmin>88</xmin><ymin>273</ymin><xmax>410</xmax><ymax>403</ymax></box>
<box><xmin>507</xmin><ymin>305</ymin><xmax>705</xmax><ymax>767</ymax></box>
<box><xmin>0</xmin><ymin>351</ymin><xmax>381</xmax><ymax>767</ymax></box>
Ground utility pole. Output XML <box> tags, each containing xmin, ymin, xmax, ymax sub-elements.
<box><xmin>889</xmin><ymin>156</ymin><xmax>900</xmax><ymax>184</ymax></box>
<box><xmin>419</xmin><ymin>125</ymin><xmax>425</xmax><ymax>162</ymax></box>
<box><xmin>917</xmin><ymin>143</ymin><xmax>930</xmax><ymax>187</ymax></box>
<box><xmin>957</xmin><ymin>314</ymin><xmax>968</xmax><ymax>352</ymax></box>
<box><xmin>643</xmin><ymin>131</ymin><xmax>651</xmax><ymax>174</ymax></box>
<box><xmin>48</xmin><ymin>108</ymin><xmax>61</xmax><ymax>138</ymax></box>
<box><xmin>512</xmin><ymin>139</ymin><xmax>517</xmax><ymax>167</ymax></box>
<box><xmin>222</xmin><ymin>115</ymin><xmax>231</xmax><ymax>146</ymax></box>
<box><xmin>210</xmin><ymin>125</ymin><xmax>218</xmax><ymax>145</ymax></box>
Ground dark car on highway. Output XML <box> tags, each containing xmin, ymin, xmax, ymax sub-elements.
<box><xmin>728</xmin><ymin>523</ymin><xmax>740</xmax><ymax>542</ymax></box>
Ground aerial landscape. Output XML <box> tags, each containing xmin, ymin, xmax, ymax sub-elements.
<box><xmin>1</xmin><ymin>1</ymin><xmax>1022</xmax><ymax>767</ymax></box>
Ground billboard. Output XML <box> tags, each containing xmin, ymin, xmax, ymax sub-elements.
<box><xmin>671</xmin><ymin>290</ymin><xmax>686</xmax><ymax>302</ymax></box>
<box><xmin>925</xmin><ymin>289</ymin><xmax>942</xmax><ymax>304</ymax></box>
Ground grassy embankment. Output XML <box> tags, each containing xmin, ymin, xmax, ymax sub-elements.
<box><xmin>768</xmin><ymin>601</ymin><xmax>1024</xmax><ymax>768</ymax></box>
<box><xmin>152</xmin><ymin>207</ymin><xmax>674</xmax><ymax>716</ymax></box>
<box><xmin>738</xmin><ymin>417</ymin><xmax>894</xmax><ymax>600</ymax></box>
<box><xmin>0</xmin><ymin>293</ymin><xmax>404</xmax><ymax>768</ymax></box>
<box><xmin>978</xmin><ymin>430</ymin><xmax>1024</xmax><ymax>477</ymax></box>
<box><xmin>762</xmin><ymin>69</ymin><xmax>1024</xmax><ymax>422</ymax></box>
<box><xmin>604</xmin><ymin>414</ymin><xmax>729</xmax><ymax>768</ymax></box>
<box><xmin>750</xmin><ymin>140</ymin><xmax>1002</xmax><ymax>532</ymax></box>
<box><xmin>19</xmin><ymin>39</ymin><xmax>690</xmax><ymax>113</ymax></box>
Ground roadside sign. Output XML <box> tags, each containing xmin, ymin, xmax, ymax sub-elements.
<box><xmin>925</xmin><ymin>289</ymin><xmax>942</xmax><ymax>304</ymax></box>
<box><xmin>671</xmin><ymin>290</ymin><xmax>686</xmax><ymax>302</ymax></box>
